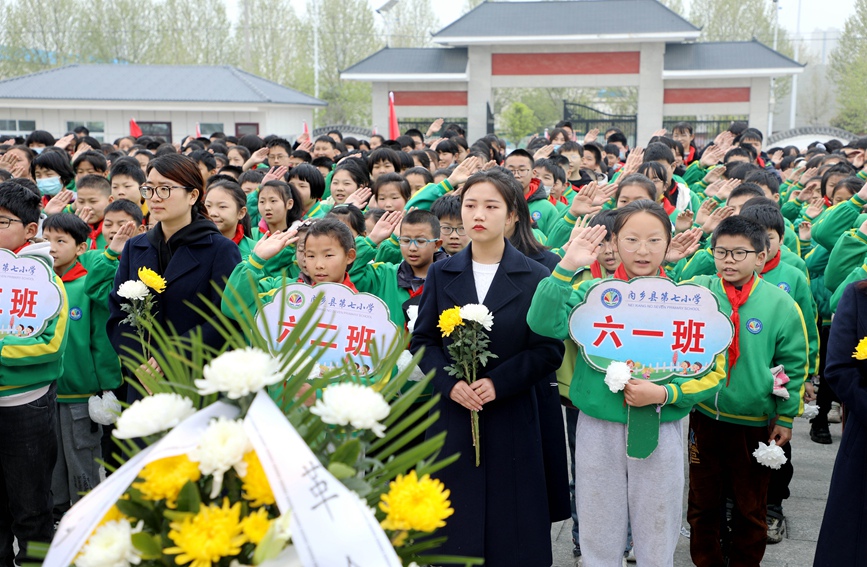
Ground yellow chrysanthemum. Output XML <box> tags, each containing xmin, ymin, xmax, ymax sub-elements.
<box><xmin>133</xmin><ymin>455</ymin><xmax>201</xmax><ymax>508</ymax></box>
<box><xmin>97</xmin><ymin>504</ymin><xmax>126</xmax><ymax>528</ymax></box>
<box><xmin>164</xmin><ymin>498</ymin><xmax>247</xmax><ymax>567</ymax></box>
<box><xmin>379</xmin><ymin>470</ymin><xmax>454</xmax><ymax>533</ymax></box>
<box><xmin>240</xmin><ymin>508</ymin><xmax>272</xmax><ymax>545</ymax></box>
<box><xmin>438</xmin><ymin>306</ymin><xmax>464</xmax><ymax>337</ymax></box>
<box><xmin>241</xmin><ymin>451</ymin><xmax>275</xmax><ymax>508</ymax></box>
<box><xmin>853</xmin><ymin>337</ymin><xmax>867</xmax><ymax>360</ymax></box>
<box><xmin>138</xmin><ymin>266</ymin><xmax>166</xmax><ymax>293</ymax></box>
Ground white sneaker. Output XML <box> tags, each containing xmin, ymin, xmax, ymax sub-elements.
<box><xmin>829</xmin><ymin>402</ymin><xmax>842</xmax><ymax>424</ymax></box>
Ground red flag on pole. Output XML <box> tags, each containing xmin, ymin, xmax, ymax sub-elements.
<box><xmin>388</xmin><ymin>92</ymin><xmax>400</xmax><ymax>140</ymax></box>
<box><xmin>129</xmin><ymin>118</ymin><xmax>142</xmax><ymax>138</ymax></box>
<box><xmin>372</xmin><ymin>125</ymin><xmax>378</xmax><ymax>135</ymax></box>
<box><xmin>303</xmin><ymin>121</ymin><xmax>309</xmax><ymax>135</ymax></box>
<box><xmin>195</xmin><ymin>122</ymin><xmax>202</xmax><ymax>138</ymax></box>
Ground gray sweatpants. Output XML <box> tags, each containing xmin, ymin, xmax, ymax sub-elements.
<box><xmin>51</xmin><ymin>402</ymin><xmax>103</xmax><ymax>510</ymax></box>
<box><xmin>575</xmin><ymin>412</ymin><xmax>684</xmax><ymax>567</ymax></box>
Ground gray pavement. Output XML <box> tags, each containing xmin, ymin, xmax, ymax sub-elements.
<box><xmin>550</xmin><ymin>417</ymin><xmax>839</xmax><ymax>566</ymax></box>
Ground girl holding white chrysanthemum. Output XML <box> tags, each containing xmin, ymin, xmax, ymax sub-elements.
<box><xmin>410</xmin><ymin>168</ymin><xmax>564</xmax><ymax>566</ymax></box>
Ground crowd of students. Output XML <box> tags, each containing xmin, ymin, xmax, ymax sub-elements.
<box><xmin>0</xmin><ymin>118</ymin><xmax>865</xmax><ymax>567</ymax></box>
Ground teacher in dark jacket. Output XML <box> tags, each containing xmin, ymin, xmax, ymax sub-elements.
<box><xmin>411</xmin><ymin>169</ymin><xmax>565</xmax><ymax>567</ymax></box>
<box><xmin>107</xmin><ymin>153</ymin><xmax>241</xmax><ymax>400</ymax></box>
<box><xmin>814</xmin><ymin>281</ymin><xmax>867</xmax><ymax>566</ymax></box>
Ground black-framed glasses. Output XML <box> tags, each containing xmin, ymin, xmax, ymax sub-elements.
<box><xmin>398</xmin><ymin>237</ymin><xmax>438</xmax><ymax>248</ymax></box>
<box><xmin>712</xmin><ymin>247</ymin><xmax>759</xmax><ymax>261</ymax></box>
<box><xmin>140</xmin><ymin>184</ymin><xmax>190</xmax><ymax>199</ymax></box>
<box><xmin>440</xmin><ymin>225</ymin><xmax>466</xmax><ymax>236</ymax></box>
<box><xmin>0</xmin><ymin>215</ymin><xmax>24</xmax><ymax>230</ymax></box>
<box><xmin>507</xmin><ymin>167</ymin><xmax>531</xmax><ymax>176</ymax></box>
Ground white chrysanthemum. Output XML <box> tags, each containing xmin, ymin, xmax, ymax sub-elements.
<box><xmin>116</xmin><ymin>280</ymin><xmax>149</xmax><ymax>301</ymax></box>
<box><xmin>189</xmin><ymin>417</ymin><xmax>252</xmax><ymax>498</ymax></box>
<box><xmin>112</xmin><ymin>393</ymin><xmax>196</xmax><ymax>439</ymax></box>
<box><xmin>460</xmin><ymin>303</ymin><xmax>494</xmax><ymax>331</ymax></box>
<box><xmin>604</xmin><ymin>361</ymin><xmax>632</xmax><ymax>393</ymax></box>
<box><xmin>801</xmin><ymin>403</ymin><xmax>820</xmax><ymax>420</ymax></box>
<box><xmin>753</xmin><ymin>441</ymin><xmax>788</xmax><ymax>470</ymax></box>
<box><xmin>397</xmin><ymin>350</ymin><xmax>427</xmax><ymax>382</ymax></box>
<box><xmin>309</xmin><ymin>383</ymin><xmax>390</xmax><ymax>437</ymax></box>
<box><xmin>196</xmin><ymin>347</ymin><xmax>283</xmax><ymax>399</ymax></box>
<box><xmin>89</xmin><ymin>391</ymin><xmax>122</xmax><ymax>426</ymax></box>
<box><xmin>76</xmin><ymin>519</ymin><xmax>142</xmax><ymax>567</ymax></box>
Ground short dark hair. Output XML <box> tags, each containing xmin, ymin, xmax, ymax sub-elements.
<box><xmin>367</xmin><ymin>148</ymin><xmax>401</xmax><ymax>173</ymax></box>
<box><xmin>744</xmin><ymin>170</ymin><xmax>780</xmax><ymax>195</ymax></box>
<box><xmin>311</xmin><ymin>156</ymin><xmax>334</xmax><ymax>171</ymax></box>
<box><xmin>43</xmin><ymin>213</ymin><xmax>91</xmax><ymax>245</ymax></box>
<box><xmin>292</xmin><ymin>149</ymin><xmax>313</xmax><ymax>163</ymax></box>
<box><xmin>32</xmin><ymin>150</ymin><xmax>75</xmax><ymax>187</ymax></box>
<box><xmin>287</xmin><ymin>163</ymin><xmax>325</xmax><ymax>200</ymax></box>
<box><xmin>189</xmin><ymin>149</ymin><xmax>217</xmax><ymax>171</ymax></box>
<box><xmin>505</xmin><ymin>149</ymin><xmax>534</xmax><ymax>167</ymax></box>
<box><xmin>738</xmin><ymin>197</ymin><xmax>785</xmax><ymax>239</ymax></box>
<box><xmin>76</xmin><ymin>174</ymin><xmax>111</xmax><ymax>195</ymax></box>
<box><xmin>711</xmin><ymin>215</ymin><xmax>770</xmax><ymax>252</ymax></box>
<box><xmin>238</xmin><ymin>169</ymin><xmax>265</xmax><ymax>186</ymax></box>
<box><xmin>728</xmin><ymin>183</ymin><xmax>766</xmax><ymax>203</ymax></box>
<box><xmin>396</xmin><ymin>135</ymin><xmax>415</xmax><ymax>150</ymax></box>
<box><xmin>373</xmin><ymin>172</ymin><xmax>411</xmax><ymax>201</ymax></box>
<box><xmin>403</xmin><ymin>166</ymin><xmax>434</xmax><ymax>186</ymax></box>
<box><xmin>303</xmin><ymin>217</ymin><xmax>355</xmax><ymax>254</ymax></box>
<box><xmin>607</xmin><ymin>132</ymin><xmax>628</xmax><ymax>147</ymax></box>
<box><xmin>559</xmin><ymin>141</ymin><xmax>583</xmax><ymax>155</ymax></box>
<box><xmin>408</xmin><ymin>150</ymin><xmax>431</xmax><ymax>170</ymax></box>
<box><xmin>644</xmin><ymin>142</ymin><xmax>676</xmax><ymax>165</ymax></box>
<box><xmin>266</xmin><ymin>137</ymin><xmax>293</xmax><ymax>155</ymax></box>
<box><xmin>0</xmin><ymin>181</ymin><xmax>42</xmax><ymax>226</ymax></box>
<box><xmin>739</xmin><ymin>128</ymin><xmax>764</xmax><ymax>143</ymax></box>
<box><xmin>104</xmin><ymin>198</ymin><xmax>144</xmax><ymax>225</ymax></box>
<box><xmin>328</xmin><ymin>204</ymin><xmax>367</xmax><ymax>236</ymax></box>
<box><xmin>430</xmin><ymin>194</ymin><xmax>462</xmax><ymax>220</ymax></box>
<box><xmin>110</xmin><ymin>157</ymin><xmax>147</xmax><ymax>184</ymax></box>
<box><xmin>436</xmin><ymin>139</ymin><xmax>459</xmax><ymax>156</ymax></box>
<box><xmin>314</xmin><ymin>136</ymin><xmax>337</xmax><ymax>149</ymax></box>
<box><xmin>326</xmin><ymin>130</ymin><xmax>343</xmax><ymax>142</ymax></box>
<box><xmin>73</xmin><ymin>150</ymin><xmax>108</xmax><ymax>173</ymax></box>
<box><xmin>404</xmin><ymin>128</ymin><xmax>423</xmax><ymax>141</ymax></box>
<box><xmin>25</xmin><ymin>130</ymin><xmax>55</xmax><ymax>147</ymax></box>
<box><xmin>588</xmin><ymin>209</ymin><xmax>617</xmax><ymax>241</ymax></box>
<box><xmin>401</xmin><ymin>209</ymin><xmax>440</xmax><ymax>238</ymax></box>
<box><xmin>616</xmin><ymin>173</ymin><xmax>658</xmax><ymax>202</ymax></box>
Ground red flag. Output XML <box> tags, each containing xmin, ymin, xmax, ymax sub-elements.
<box><xmin>372</xmin><ymin>125</ymin><xmax>378</xmax><ymax>135</ymax></box>
<box><xmin>388</xmin><ymin>92</ymin><xmax>400</xmax><ymax>140</ymax></box>
<box><xmin>195</xmin><ymin>122</ymin><xmax>202</xmax><ymax>138</ymax></box>
<box><xmin>302</xmin><ymin>121</ymin><xmax>309</xmax><ymax>135</ymax></box>
<box><xmin>129</xmin><ymin>118</ymin><xmax>142</xmax><ymax>138</ymax></box>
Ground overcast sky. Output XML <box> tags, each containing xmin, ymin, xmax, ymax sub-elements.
<box><xmin>225</xmin><ymin>0</ymin><xmax>855</xmax><ymax>39</ymax></box>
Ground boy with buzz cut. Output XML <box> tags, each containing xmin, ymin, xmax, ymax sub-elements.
<box><xmin>74</xmin><ymin>174</ymin><xmax>114</xmax><ymax>252</ymax></box>
<box><xmin>686</xmin><ymin>216</ymin><xmax>808</xmax><ymax>567</ymax></box>
<box><xmin>431</xmin><ymin>194</ymin><xmax>469</xmax><ymax>257</ymax></box>
<box><xmin>0</xmin><ymin>181</ymin><xmax>69</xmax><ymax>565</ymax></box>
<box><xmin>42</xmin><ymin>213</ymin><xmax>121</xmax><ymax>519</ymax></box>
<box><xmin>222</xmin><ymin>218</ymin><xmax>358</xmax><ymax>320</ymax></box>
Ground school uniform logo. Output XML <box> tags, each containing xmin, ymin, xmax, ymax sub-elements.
<box><xmin>531</xmin><ymin>210</ymin><xmax>542</xmax><ymax>222</ymax></box>
<box><xmin>69</xmin><ymin>307</ymin><xmax>82</xmax><ymax>321</ymax></box>
<box><xmin>287</xmin><ymin>292</ymin><xmax>305</xmax><ymax>309</ymax></box>
<box><xmin>778</xmin><ymin>282</ymin><xmax>791</xmax><ymax>293</ymax></box>
<box><xmin>746</xmin><ymin>318</ymin><xmax>763</xmax><ymax>334</ymax></box>
<box><xmin>601</xmin><ymin>288</ymin><xmax>622</xmax><ymax>308</ymax></box>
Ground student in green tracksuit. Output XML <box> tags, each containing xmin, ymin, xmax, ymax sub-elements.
<box><xmin>0</xmin><ymin>183</ymin><xmax>69</xmax><ymax>565</ymax></box>
<box><xmin>42</xmin><ymin>214</ymin><xmax>121</xmax><ymax>517</ymax></box>
<box><xmin>204</xmin><ymin>181</ymin><xmax>257</xmax><ymax>261</ymax></box>
<box><xmin>685</xmin><ymin>216</ymin><xmax>808</xmax><ymax>567</ymax></box>
<box><xmin>504</xmin><ymin>150</ymin><xmax>560</xmax><ymax>236</ymax></box>
<box><xmin>528</xmin><ymin>200</ymin><xmax>725</xmax><ymax>566</ymax></box>
<box><xmin>811</xmin><ymin>180</ymin><xmax>867</xmax><ymax>251</ymax></box>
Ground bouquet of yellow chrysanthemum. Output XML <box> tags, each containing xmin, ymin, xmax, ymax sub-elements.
<box><xmin>853</xmin><ymin>336</ymin><xmax>867</xmax><ymax>360</ymax></box>
<box><xmin>439</xmin><ymin>304</ymin><xmax>497</xmax><ymax>467</ymax></box>
<box><xmin>38</xmin><ymin>288</ymin><xmax>480</xmax><ymax>567</ymax></box>
<box><xmin>117</xmin><ymin>267</ymin><xmax>166</xmax><ymax>360</ymax></box>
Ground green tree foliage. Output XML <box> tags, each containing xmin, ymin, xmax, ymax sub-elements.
<box><xmin>388</xmin><ymin>0</ymin><xmax>440</xmax><ymax>48</ymax></box>
<box><xmin>500</xmin><ymin>102</ymin><xmax>541</xmax><ymax>146</ymax></box>
<box><xmin>828</xmin><ymin>0</ymin><xmax>867</xmax><ymax>134</ymax></box>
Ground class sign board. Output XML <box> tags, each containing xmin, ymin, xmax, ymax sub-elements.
<box><xmin>570</xmin><ymin>276</ymin><xmax>734</xmax><ymax>383</ymax></box>
<box><xmin>0</xmin><ymin>248</ymin><xmax>63</xmax><ymax>338</ymax></box>
<box><xmin>257</xmin><ymin>283</ymin><xmax>400</xmax><ymax>375</ymax></box>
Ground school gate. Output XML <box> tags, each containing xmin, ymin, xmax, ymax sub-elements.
<box><xmin>341</xmin><ymin>0</ymin><xmax>803</xmax><ymax>143</ymax></box>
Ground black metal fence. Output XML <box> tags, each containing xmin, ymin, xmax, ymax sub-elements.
<box><xmin>563</xmin><ymin>101</ymin><xmax>638</xmax><ymax>147</ymax></box>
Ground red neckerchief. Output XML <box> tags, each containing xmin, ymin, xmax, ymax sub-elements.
<box><xmin>684</xmin><ymin>146</ymin><xmax>696</xmax><ymax>165</ymax></box>
<box><xmin>12</xmin><ymin>242</ymin><xmax>30</xmax><ymax>254</ymax></box>
<box><xmin>524</xmin><ymin>178</ymin><xmax>541</xmax><ymax>201</ymax></box>
<box><xmin>300</xmin><ymin>273</ymin><xmax>358</xmax><ymax>293</ymax></box>
<box><xmin>661</xmin><ymin>198</ymin><xmax>676</xmax><ymax>216</ymax></box>
<box><xmin>612</xmin><ymin>264</ymin><xmax>667</xmax><ymax>280</ymax></box>
<box><xmin>757</xmin><ymin>156</ymin><xmax>765</xmax><ymax>167</ymax></box>
<box><xmin>823</xmin><ymin>195</ymin><xmax>832</xmax><ymax>208</ymax></box>
<box><xmin>722</xmin><ymin>274</ymin><xmax>754</xmax><ymax>380</ymax></box>
<box><xmin>548</xmin><ymin>193</ymin><xmax>569</xmax><ymax>206</ymax></box>
<box><xmin>231</xmin><ymin>224</ymin><xmax>245</xmax><ymax>245</ymax></box>
<box><xmin>88</xmin><ymin>220</ymin><xmax>103</xmax><ymax>250</ymax></box>
<box><xmin>408</xmin><ymin>285</ymin><xmax>425</xmax><ymax>299</ymax></box>
<box><xmin>61</xmin><ymin>261</ymin><xmax>87</xmax><ymax>283</ymax></box>
<box><xmin>590</xmin><ymin>260</ymin><xmax>605</xmax><ymax>279</ymax></box>
<box><xmin>761</xmin><ymin>250</ymin><xmax>781</xmax><ymax>275</ymax></box>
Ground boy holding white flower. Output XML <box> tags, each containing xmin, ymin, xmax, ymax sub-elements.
<box><xmin>0</xmin><ymin>182</ymin><xmax>69</xmax><ymax>565</ymax></box>
<box><xmin>685</xmin><ymin>216</ymin><xmax>808</xmax><ymax>567</ymax></box>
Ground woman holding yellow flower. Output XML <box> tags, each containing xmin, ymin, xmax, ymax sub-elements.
<box><xmin>107</xmin><ymin>153</ymin><xmax>241</xmax><ymax>402</ymax></box>
<box><xmin>814</xmin><ymin>281</ymin><xmax>867</xmax><ymax>565</ymax></box>
<box><xmin>410</xmin><ymin>169</ymin><xmax>565</xmax><ymax>567</ymax></box>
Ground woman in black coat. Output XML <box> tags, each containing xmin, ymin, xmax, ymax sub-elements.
<box><xmin>814</xmin><ymin>281</ymin><xmax>867</xmax><ymax>566</ymax></box>
<box><xmin>107</xmin><ymin>153</ymin><xmax>241</xmax><ymax>401</ymax></box>
<box><xmin>411</xmin><ymin>169</ymin><xmax>565</xmax><ymax>567</ymax></box>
